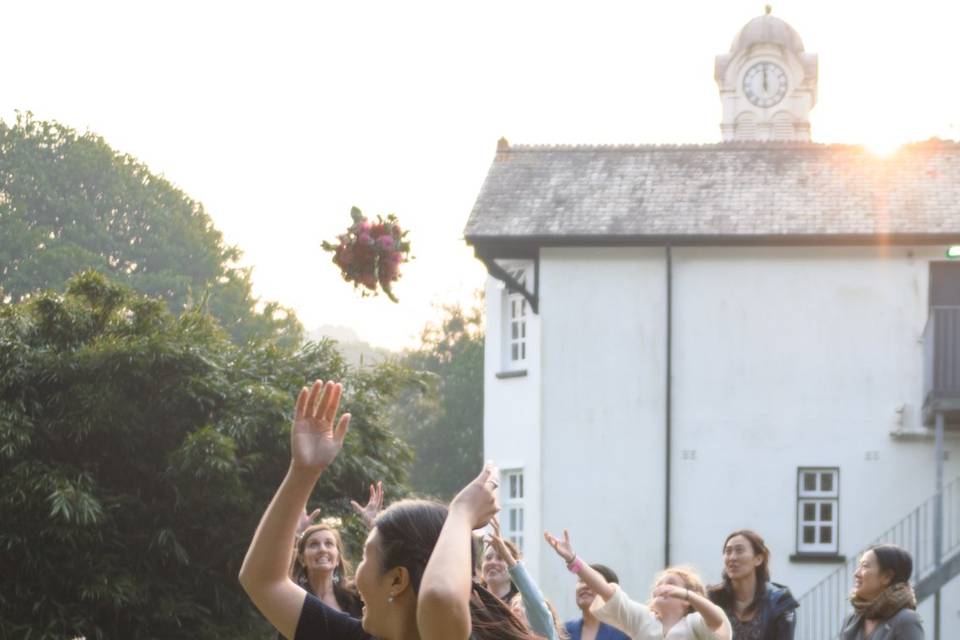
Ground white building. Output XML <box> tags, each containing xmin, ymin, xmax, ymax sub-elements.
<box><xmin>464</xmin><ymin>10</ymin><xmax>960</xmax><ymax>640</ymax></box>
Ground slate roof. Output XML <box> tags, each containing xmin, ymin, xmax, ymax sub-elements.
<box><xmin>463</xmin><ymin>140</ymin><xmax>960</xmax><ymax>248</ymax></box>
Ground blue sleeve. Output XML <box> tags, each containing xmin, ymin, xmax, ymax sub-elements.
<box><xmin>508</xmin><ymin>562</ymin><xmax>557</xmax><ymax>640</ymax></box>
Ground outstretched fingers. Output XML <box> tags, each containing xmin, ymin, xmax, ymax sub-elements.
<box><xmin>333</xmin><ymin>412</ymin><xmax>351</xmax><ymax>444</ymax></box>
<box><xmin>322</xmin><ymin>383</ymin><xmax>343</xmax><ymax>423</ymax></box>
<box><xmin>295</xmin><ymin>386</ymin><xmax>310</xmax><ymax>420</ymax></box>
<box><xmin>305</xmin><ymin>380</ymin><xmax>324</xmax><ymax>418</ymax></box>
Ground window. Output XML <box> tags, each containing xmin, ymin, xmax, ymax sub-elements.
<box><xmin>501</xmin><ymin>469</ymin><xmax>524</xmax><ymax>552</ymax></box>
<box><xmin>503</xmin><ymin>267</ymin><xmax>528</xmax><ymax>368</ymax></box>
<box><xmin>796</xmin><ymin>468</ymin><xmax>839</xmax><ymax>554</ymax></box>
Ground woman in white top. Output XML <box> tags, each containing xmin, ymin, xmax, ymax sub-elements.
<box><xmin>545</xmin><ymin>529</ymin><xmax>731</xmax><ymax>640</ymax></box>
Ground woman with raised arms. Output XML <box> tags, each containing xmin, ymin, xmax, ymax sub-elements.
<box><xmin>239</xmin><ymin>379</ymin><xmax>539</xmax><ymax>640</ymax></box>
<box><xmin>544</xmin><ymin>529</ymin><xmax>730</xmax><ymax>640</ymax></box>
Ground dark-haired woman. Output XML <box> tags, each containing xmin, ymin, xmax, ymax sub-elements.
<box><xmin>707</xmin><ymin>530</ymin><xmax>797</xmax><ymax>640</ymax></box>
<box><xmin>239</xmin><ymin>379</ymin><xmax>539</xmax><ymax>640</ymax></box>
<box><xmin>841</xmin><ymin>544</ymin><xmax>923</xmax><ymax>640</ymax></box>
<box><xmin>562</xmin><ymin>563</ymin><xmax>630</xmax><ymax>640</ymax></box>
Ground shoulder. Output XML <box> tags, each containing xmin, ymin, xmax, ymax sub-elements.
<box><xmin>887</xmin><ymin>608</ymin><xmax>923</xmax><ymax>628</ymax></box>
<box><xmin>598</xmin><ymin>622</ymin><xmax>632</xmax><ymax>640</ymax></box>
<box><xmin>766</xmin><ymin>582</ymin><xmax>799</xmax><ymax>611</ymax></box>
<box><xmin>296</xmin><ymin>592</ymin><xmax>369</xmax><ymax>640</ymax></box>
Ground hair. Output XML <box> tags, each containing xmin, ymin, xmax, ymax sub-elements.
<box><xmin>591</xmin><ymin>564</ymin><xmax>620</xmax><ymax>585</ymax></box>
<box><xmin>707</xmin><ymin>529</ymin><xmax>771</xmax><ymax>616</ymax></box>
<box><xmin>867</xmin><ymin>544</ymin><xmax>913</xmax><ymax>586</ymax></box>
<box><xmin>373</xmin><ymin>499</ymin><xmax>539</xmax><ymax>640</ymax></box>
<box><xmin>294</xmin><ymin>523</ymin><xmax>362</xmax><ymax>616</ymax></box>
<box><xmin>651</xmin><ymin>566</ymin><xmax>706</xmax><ymax>615</ymax></box>
<box><xmin>510</xmin><ymin>591</ymin><xmax>570</xmax><ymax>640</ymax></box>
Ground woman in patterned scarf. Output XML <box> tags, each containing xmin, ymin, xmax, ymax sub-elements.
<box><xmin>841</xmin><ymin>544</ymin><xmax>924</xmax><ymax>640</ymax></box>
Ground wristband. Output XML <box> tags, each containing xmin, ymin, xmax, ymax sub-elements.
<box><xmin>566</xmin><ymin>555</ymin><xmax>583</xmax><ymax>574</ymax></box>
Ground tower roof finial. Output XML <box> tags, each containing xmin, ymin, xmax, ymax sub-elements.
<box><xmin>765</xmin><ymin>4</ymin><xmax>772</xmax><ymax>14</ymax></box>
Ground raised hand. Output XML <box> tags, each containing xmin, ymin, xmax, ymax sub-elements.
<box><xmin>291</xmin><ymin>380</ymin><xmax>351</xmax><ymax>477</ymax></box>
<box><xmin>543</xmin><ymin>529</ymin><xmax>576</xmax><ymax>564</ymax></box>
<box><xmin>296</xmin><ymin>507</ymin><xmax>323</xmax><ymax>536</ymax></box>
<box><xmin>449</xmin><ymin>463</ymin><xmax>500</xmax><ymax>530</ymax></box>
<box><xmin>484</xmin><ymin>516</ymin><xmax>518</xmax><ymax>566</ymax></box>
<box><xmin>350</xmin><ymin>480</ymin><xmax>384</xmax><ymax>528</ymax></box>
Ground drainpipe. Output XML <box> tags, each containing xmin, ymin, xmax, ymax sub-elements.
<box><xmin>665</xmin><ymin>244</ymin><xmax>673</xmax><ymax>568</ymax></box>
<box><xmin>935</xmin><ymin>411</ymin><xmax>944</xmax><ymax>640</ymax></box>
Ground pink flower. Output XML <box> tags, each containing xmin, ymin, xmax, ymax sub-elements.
<box><xmin>377</xmin><ymin>235</ymin><xmax>395</xmax><ymax>251</ymax></box>
<box><xmin>358</xmin><ymin>233</ymin><xmax>374</xmax><ymax>246</ymax></box>
<box><xmin>358</xmin><ymin>220</ymin><xmax>372</xmax><ymax>233</ymax></box>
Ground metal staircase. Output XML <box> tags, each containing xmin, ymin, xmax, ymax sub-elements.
<box><xmin>796</xmin><ymin>476</ymin><xmax>960</xmax><ymax>640</ymax></box>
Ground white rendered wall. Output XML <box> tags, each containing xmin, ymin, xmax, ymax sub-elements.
<box><xmin>536</xmin><ymin>247</ymin><xmax>669</xmax><ymax>620</ymax></box>
<box><xmin>668</xmin><ymin>245</ymin><xmax>960</xmax><ymax>635</ymax></box>
<box><xmin>483</xmin><ymin>266</ymin><xmax>543</xmax><ymax>580</ymax></box>
<box><xmin>484</xmin><ymin>244</ymin><xmax>960</xmax><ymax>633</ymax></box>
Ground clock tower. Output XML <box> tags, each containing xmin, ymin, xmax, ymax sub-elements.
<box><xmin>715</xmin><ymin>7</ymin><xmax>818</xmax><ymax>141</ymax></box>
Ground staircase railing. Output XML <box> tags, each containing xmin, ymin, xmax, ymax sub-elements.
<box><xmin>796</xmin><ymin>476</ymin><xmax>960</xmax><ymax>640</ymax></box>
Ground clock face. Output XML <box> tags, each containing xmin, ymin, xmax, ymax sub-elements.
<box><xmin>742</xmin><ymin>62</ymin><xmax>788</xmax><ymax>108</ymax></box>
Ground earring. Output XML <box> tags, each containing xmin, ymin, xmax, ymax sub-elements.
<box><xmin>388</xmin><ymin>596</ymin><xmax>395</xmax><ymax>603</ymax></box>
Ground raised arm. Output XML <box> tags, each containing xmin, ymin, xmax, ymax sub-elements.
<box><xmin>652</xmin><ymin>583</ymin><xmax>731</xmax><ymax>640</ymax></box>
<box><xmin>417</xmin><ymin>465</ymin><xmax>500</xmax><ymax>640</ymax></box>
<box><xmin>489</xmin><ymin>517</ymin><xmax>555</xmax><ymax>640</ymax></box>
<box><xmin>238</xmin><ymin>380</ymin><xmax>351</xmax><ymax>639</ymax></box>
<box><xmin>543</xmin><ymin>529</ymin><xmax>617</xmax><ymax>602</ymax></box>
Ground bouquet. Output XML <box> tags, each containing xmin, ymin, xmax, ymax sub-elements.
<box><xmin>322</xmin><ymin>207</ymin><xmax>411</xmax><ymax>303</ymax></box>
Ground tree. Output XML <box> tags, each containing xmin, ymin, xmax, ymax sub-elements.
<box><xmin>0</xmin><ymin>272</ymin><xmax>413</xmax><ymax>638</ymax></box>
<box><xmin>0</xmin><ymin>112</ymin><xmax>301</xmax><ymax>347</ymax></box>
<box><xmin>392</xmin><ymin>301</ymin><xmax>484</xmax><ymax>500</ymax></box>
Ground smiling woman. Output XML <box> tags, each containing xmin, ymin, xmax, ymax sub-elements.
<box><xmin>293</xmin><ymin>523</ymin><xmax>363</xmax><ymax>617</ymax></box>
<box><xmin>707</xmin><ymin>530</ymin><xmax>798</xmax><ymax>640</ymax></box>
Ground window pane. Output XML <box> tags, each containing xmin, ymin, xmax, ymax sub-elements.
<box><xmin>518</xmin><ymin>509</ymin><xmax>524</xmax><ymax>529</ymax></box>
<box><xmin>518</xmin><ymin>474</ymin><xmax>524</xmax><ymax>498</ymax></box>
<box><xmin>511</xmin><ymin>344</ymin><xmax>518</xmax><ymax>360</ymax></box>
<box><xmin>521</xmin><ymin>300</ymin><xmax>527</xmax><ymax>316</ymax></box>
<box><xmin>803</xmin><ymin>473</ymin><xmax>817</xmax><ymax>492</ymax></box>
<box><xmin>803</xmin><ymin>503</ymin><xmax>816</xmax><ymax>521</ymax></box>
<box><xmin>521</xmin><ymin>343</ymin><xmax>526</xmax><ymax>359</ymax></box>
<box><xmin>820</xmin><ymin>526</ymin><xmax>833</xmax><ymax>544</ymax></box>
<box><xmin>803</xmin><ymin>526</ymin><xmax>816</xmax><ymax>544</ymax></box>
<box><xmin>520</xmin><ymin>323</ymin><xmax>526</xmax><ymax>339</ymax></box>
<box><xmin>510</xmin><ymin>475</ymin><xmax>518</xmax><ymax>499</ymax></box>
<box><xmin>511</xmin><ymin>323</ymin><xmax>518</xmax><ymax>340</ymax></box>
<box><xmin>821</xmin><ymin>472</ymin><xmax>834</xmax><ymax>492</ymax></box>
<box><xmin>509</xmin><ymin>509</ymin><xmax>517</xmax><ymax>531</ymax></box>
<box><xmin>511</xmin><ymin>300</ymin><xmax>517</xmax><ymax>318</ymax></box>
<box><xmin>820</xmin><ymin>503</ymin><xmax>833</xmax><ymax>521</ymax></box>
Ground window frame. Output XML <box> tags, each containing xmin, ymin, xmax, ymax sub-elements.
<box><xmin>795</xmin><ymin>467</ymin><xmax>840</xmax><ymax>555</ymax></box>
<box><xmin>501</xmin><ymin>468</ymin><xmax>525</xmax><ymax>553</ymax></box>
<box><xmin>500</xmin><ymin>263</ymin><xmax>531</xmax><ymax>372</ymax></box>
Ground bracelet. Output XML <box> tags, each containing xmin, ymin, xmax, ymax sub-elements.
<box><xmin>566</xmin><ymin>555</ymin><xmax>584</xmax><ymax>574</ymax></box>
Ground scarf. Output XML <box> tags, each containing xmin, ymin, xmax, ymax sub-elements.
<box><xmin>851</xmin><ymin>582</ymin><xmax>916</xmax><ymax>620</ymax></box>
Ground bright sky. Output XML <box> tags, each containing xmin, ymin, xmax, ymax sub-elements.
<box><xmin>3</xmin><ymin>1</ymin><xmax>958</xmax><ymax>350</ymax></box>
